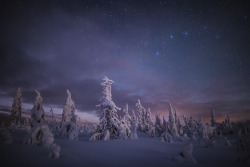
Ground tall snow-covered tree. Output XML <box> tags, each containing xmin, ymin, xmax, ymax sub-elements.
<box><xmin>196</xmin><ymin>118</ymin><xmax>214</xmax><ymax>147</ymax></box>
<box><xmin>168</xmin><ymin>103</ymin><xmax>178</xmax><ymax>137</ymax></box>
<box><xmin>31</xmin><ymin>90</ymin><xmax>45</xmax><ymax>127</ymax></box>
<box><xmin>131</xmin><ymin>109</ymin><xmax>137</xmax><ymax>124</ymax></box>
<box><xmin>144</xmin><ymin>108</ymin><xmax>153</xmax><ymax>131</ymax></box>
<box><xmin>155</xmin><ymin>113</ymin><xmax>163</xmax><ymax>136</ymax></box>
<box><xmin>130</xmin><ymin>110</ymin><xmax>138</xmax><ymax>140</ymax></box>
<box><xmin>49</xmin><ymin>107</ymin><xmax>58</xmax><ymax>132</ymax></box>
<box><xmin>120</xmin><ymin>104</ymin><xmax>131</xmax><ymax>139</ymax></box>
<box><xmin>61</xmin><ymin>89</ymin><xmax>77</xmax><ymax>125</ymax></box>
<box><xmin>50</xmin><ymin>107</ymin><xmax>56</xmax><ymax>123</ymax></box>
<box><xmin>123</xmin><ymin>104</ymin><xmax>131</xmax><ymax>127</ymax></box>
<box><xmin>136</xmin><ymin>99</ymin><xmax>146</xmax><ymax>132</ymax></box>
<box><xmin>10</xmin><ymin>87</ymin><xmax>22</xmax><ymax>126</ymax></box>
<box><xmin>174</xmin><ymin>106</ymin><xmax>178</xmax><ymax>124</ymax></box>
<box><xmin>60</xmin><ymin>89</ymin><xmax>78</xmax><ymax>140</ymax></box>
<box><xmin>173</xmin><ymin>106</ymin><xmax>182</xmax><ymax>135</ymax></box>
<box><xmin>95</xmin><ymin>76</ymin><xmax>121</xmax><ymax>139</ymax></box>
<box><xmin>210</xmin><ymin>108</ymin><xmax>217</xmax><ymax>127</ymax></box>
<box><xmin>162</xmin><ymin>116</ymin><xmax>168</xmax><ymax>131</ymax></box>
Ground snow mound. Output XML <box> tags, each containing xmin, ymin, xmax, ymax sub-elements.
<box><xmin>31</xmin><ymin>109</ymin><xmax>44</xmax><ymax>126</ymax></box>
<box><xmin>28</xmin><ymin>124</ymin><xmax>54</xmax><ymax>147</ymax></box>
<box><xmin>60</xmin><ymin>121</ymin><xmax>78</xmax><ymax>140</ymax></box>
<box><xmin>49</xmin><ymin>143</ymin><xmax>60</xmax><ymax>159</ymax></box>
<box><xmin>173</xmin><ymin>143</ymin><xmax>197</xmax><ymax>164</ymax></box>
<box><xmin>161</xmin><ymin>132</ymin><xmax>173</xmax><ymax>143</ymax></box>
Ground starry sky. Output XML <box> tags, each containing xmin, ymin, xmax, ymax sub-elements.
<box><xmin>0</xmin><ymin>0</ymin><xmax>250</xmax><ymax>123</ymax></box>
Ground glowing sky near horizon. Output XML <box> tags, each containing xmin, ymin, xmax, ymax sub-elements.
<box><xmin>0</xmin><ymin>0</ymin><xmax>250</xmax><ymax>123</ymax></box>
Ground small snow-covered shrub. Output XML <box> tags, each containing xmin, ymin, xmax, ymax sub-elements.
<box><xmin>173</xmin><ymin>143</ymin><xmax>197</xmax><ymax>164</ymax></box>
<box><xmin>119</xmin><ymin>129</ymin><xmax>128</xmax><ymax>140</ymax></box>
<box><xmin>200</xmin><ymin>139</ymin><xmax>213</xmax><ymax>148</ymax></box>
<box><xmin>130</xmin><ymin>132</ymin><xmax>138</xmax><ymax>140</ymax></box>
<box><xmin>89</xmin><ymin>133</ymin><xmax>102</xmax><ymax>141</ymax></box>
<box><xmin>60</xmin><ymin>121</ymin><xmax>78</xmax><ymax>140</ymax></box>
<box><xmin>49</xmin><ymin>143</ymin><xmax>60</xmax><ymax>158</ymax></box>
<box><xmin>28</xmin><ymin>124</ymin><xmax>54</xmax><ymax>147</ymax></box>
<box><xmin>89</xmin><ymin>130</ymin><xmax>111</xmax><ymax>141</ymax></box>
<box><xmin>225</xmin><ymin>137</ymin><xmax>232</xmax><ymax>148</ymax></box>
<box><xmin>130</xmin><ymin>121</ymin><xmax>138</xmax><ymax>140</ymax></box>
<box><xmin>181</xmin><ymin>133</ymin><xmax>189</xmax><ymax>141</ymax></box>
<box><xmin>149</xmin><ymin>126</ymin><xmax>156</xmax><ymax>137</ymax></box>
<box><xmin>161</xmin><ymin>132</ymin><xmax>173</xmax><ymax>143</ymax></box>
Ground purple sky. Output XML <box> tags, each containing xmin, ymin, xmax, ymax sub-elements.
<box><xmin>0</xmin><ymin>0</ymin><xmax>250</xmax><ymax>123</ymax></box>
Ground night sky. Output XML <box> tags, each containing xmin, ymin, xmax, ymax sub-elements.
<box><xmin>0</xmin><ymin>0</ymin><xmax>250</xmax><ymax>123</ymax></box>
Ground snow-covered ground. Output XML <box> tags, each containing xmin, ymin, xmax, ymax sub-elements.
<box><xmin>0</xmin><ymin>129</ymin><xmax>249</xmax><ymax>167</ymax></box>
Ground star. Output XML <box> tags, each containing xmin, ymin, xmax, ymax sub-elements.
<box><xmin>170</xmin><ymin>35</ymin><xmax>174</xmax><ymax>39</ymax></box>
<box><xmin>183</xmin><ymin>31</ymin><xmax>189</xmax><ymax>37</ymax></box>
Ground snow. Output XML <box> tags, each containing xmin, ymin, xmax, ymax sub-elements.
<box><xmin>30</xmin><ymin>90</ymin><xmax>45</xmax><ymax>127</ymax></box>
<box><xmin>59</xmin><ymin>121</ymin><xmax>78</xmax><ymax>140</ymax></box>
<box><xmin>28</xmin><ymin>124</ymin><xmax>54</xmax><ymax>147</ymax></box>
<box><xmin>1</xmin><ymin>128</ymin><xmax>249</xmax><ymax>167</ymax></box>
<box><xmin>103</xmin><ymin>129</ymin><xmax>110</xmax><ymax>141</ymax></box>
<box><xmin>49</xmin><ymin>143</ymin><xmax>61</xmax><ymax>158</ymax></box>
<box><xmin>173</xmin><ymin>143</ymin><xmax>197</xmax><ymax>163</ymax></box>
<box><xmin>10</xmin><ymin>87</ymin><xmax>22</xmax><ymax>125</ymax></box>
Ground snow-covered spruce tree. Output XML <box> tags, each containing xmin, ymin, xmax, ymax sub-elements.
<box><xmin>120</xmin><ymin>104</ymin><xmax>131</xmax><ymax>139</ymax></box>
<box><xmin>123</xmin><ymin>104</ymin><xmax>131</xmax><ymax>128</ymax></box>
<box><xmin>155</xmin><ymin>113</ymin><xmax>163</xmax><ymax>136</ymax></box>
<box><xmin>60</xmin><ymin>89</ymin><xmax>78</xmax><ymax>140</ymax></box>
<box><xmin>162</xmin><ymin>116</ymin><xmax>168</xmax><ymax>131</ymax></box>
<box><xmin>130</xmin><ymin>109</ymin><xmax>138</xmax><ymax>139</ymax></box>
<box><xmin>188</xmin><ymin>116</ymin><xmax>199</xmax><ymax>139</ymax></box>
<box><xmin>174</xmin><ymin>106</ymin><xmax>182</xmax><ymax>135</ymax></box>
<box><xmin>48</xmin><ymin>107</ymin><xmax>58</xmax><ymax>133</ymax></box>
<box><xmin>174</xmin><ymin>106</ymin><xmax>178</xmax><ymax>125</ymax></box>
<box><xmin>30</xmin><ymin>90</ymin><xmax>45</xmax><ymax>127</ymax></box>
<box><xmin>90</xmin><ymin>77</ymin><xmax>121</xmax><ymax>141</ymax></box>
<box><xmin>168</xmin><ymin>103</ymin><xmax>179</xmax><ymax>137</ymax></box>
<box><xmin>131</xmin><ymin>109</ymin><xmax>137</xmax><ymax>125</ymax></box>
<box><xmin>144</xmin><ymin>108</ymin><xmax>153</xmax><ymax>132</ymax></box>
<box><xmin>196</xmin><ymin>117</ymin><xmax>213</xmax><ymax>147</ymax></box>
<box><xmin>219</xmin><ymin>115</ymin><xmax>232</xmax><ymax>135</ymax></box>
<box><xmin>210</xmin><ymin>108</ymin><xmax>217</xmax><ymax>127</ymax></box>
<box><xmin>182</xmin><ymin>115</ymin><xmax>198</xmax><ymax>139</ymax></box>
<box><xmin>50</xmin><ymin>107</ymin><xmax>57</xmax><ymax>123</ymax></box>
<box><xmin>136</xmin><ymin>99</ymin><xmax>146</xmax><ymax>132</ymax></box>
<box><xmin>10</xmin><ymin>87</ymin><xmax>22</xmax><ymax>126</ymax></box>
<box><xmin>61</xmin><ymin>89</ymin><xmax>77</xmax><ymax>124</ymax></box>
